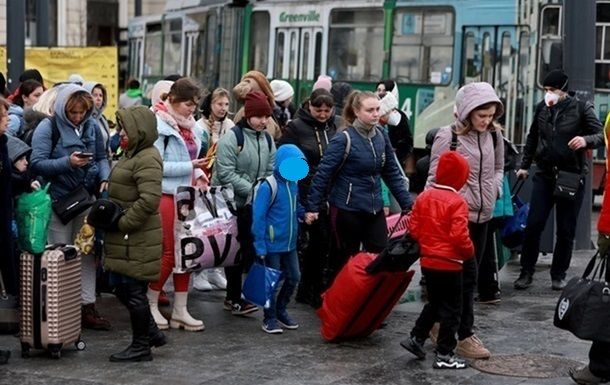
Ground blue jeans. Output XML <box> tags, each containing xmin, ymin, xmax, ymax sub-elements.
<box><xmin>263</xmin><ymin>250</ymin><xmax>301</xmax><ymax>321</ymax></box>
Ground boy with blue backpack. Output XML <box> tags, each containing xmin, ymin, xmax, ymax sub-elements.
<box><xmin>251</xmin><ymin>144</ymin><xmax>307</xmax><ymax>334</ymax></box>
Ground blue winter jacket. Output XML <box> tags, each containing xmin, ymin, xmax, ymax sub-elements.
<box><xmin>307</xmin><ymin>125</ymin><xmax>413</xmax><ymax>214</ymax></box>
<box><xmin>30</xmin><ymin>84</ymin><xmax>110</xmax><ymax>201</ymax></box>
<box><xmin>7</xmin><ymin>104</ymin><xmax>24</xmax><ymax>137</ymax></box>
<box><xmin>153</xmin><ymin>115</ymin><xmax>206</xmax><ymax>195</ymax></box>
<box><xmin>252</xmin><ymin>144</ymin><xmax>305</xmax><ymax>256</ymax></box>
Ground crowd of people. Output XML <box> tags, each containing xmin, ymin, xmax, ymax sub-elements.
<box><xmin>0</xmin><ymin>67</ymin><xmax>608</xmax><ymax>383</ymax></box>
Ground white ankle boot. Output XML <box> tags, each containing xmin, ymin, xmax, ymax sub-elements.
<box><xmin>170</xmin><ymin>292</ymin><xmax>205</xmax><ymax>332</ymax></box>
<box><xmin>207</xmin><ymin>269</ymin><xmax>227</xmax><ymax>290</ymax></box>
<box><xmin>146</xmin><ymin>288</ymin><xmax>169</xmax><ymax>330</ymax></box>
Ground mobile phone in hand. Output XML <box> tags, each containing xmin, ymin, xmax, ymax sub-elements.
<box><xmin>76</xmin><ymin>152</ymin><xmax>94</xmax><ymax>159</ymax></box>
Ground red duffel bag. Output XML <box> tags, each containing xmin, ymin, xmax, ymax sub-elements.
<box><xmin>317</xmin><ymin>252</ymin><xmax>414</xmax><ymax>342</ymax></box>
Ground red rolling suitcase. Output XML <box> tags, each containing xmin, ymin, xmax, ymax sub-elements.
<box><xmin>317</xmin><ymin>252</ymin><xmax>414</xmax><ymax>342</ymax></box>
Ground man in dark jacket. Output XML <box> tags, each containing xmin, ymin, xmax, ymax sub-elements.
<box><xmin>514</xmin><ymin>70</ymin><xmax>604</xmax><ymax>291</ymax></box>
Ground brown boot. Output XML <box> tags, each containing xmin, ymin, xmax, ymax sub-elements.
<box><xmin>82</xmin><ymin>304</ymin><xmax>112</xmax><ymax>331</ymax></box>
<box><xmin>429</xmin><ymin>322</ymin><xmax>440</xmax><ymax>347</ymax></box>
<box><xmin>456</xmin><ymin>335</ymin><xmax>491</xmax><ymax>359</ymax></box>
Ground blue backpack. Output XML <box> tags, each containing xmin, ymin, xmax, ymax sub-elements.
<box><xmin>500</xmin><ymin>180</ymin><xmax>529</xmax><ymax>249</ymax></box>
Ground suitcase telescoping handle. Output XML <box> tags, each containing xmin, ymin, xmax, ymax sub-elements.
<box><xmin>388</xmin><ymin>211</ymin><xmax>408</xmax><ymax>239</ymax></box>
<box><xmin>511</xmin><ymin>179</ymin><xmax>525</xmax><ymax>198</ymax></box>
<box><xmin>44</xmin><ymin>243</ymin><xmax>78</xmax><ymax>261</ymax></box>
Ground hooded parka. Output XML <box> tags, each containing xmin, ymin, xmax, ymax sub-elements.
<box><xmin>103</xmin><ymin>106</ymin><xmax>163</xmax><ymax>282</ymax></box>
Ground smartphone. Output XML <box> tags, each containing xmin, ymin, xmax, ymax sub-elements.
<box><xmin>76</xmin><ymin>152</ymin><xmax>94</xmax><ymax>159</ymax></box>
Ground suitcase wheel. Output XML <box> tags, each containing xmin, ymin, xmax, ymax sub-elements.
<box><xmin>21</xmin><ymin>343</ymin><xmax>30</xmax><ymax>359</ymax></box>
<box><xmin>75</xmin><ymin>340</ymin><xmax>86</xmax><ymax>351</ymax></box>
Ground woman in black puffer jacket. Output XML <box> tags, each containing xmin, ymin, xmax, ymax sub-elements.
<box><xmin>280</xmin><ymin>89</ymin><xmax>337</xmax><ymax>307</ymax></box>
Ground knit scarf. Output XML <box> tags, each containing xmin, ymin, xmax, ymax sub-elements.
<box><xmin>154</xmin><ymin>101</ymin><xmax>196</xmax><ymax>142</ymax></box>
<box><xmin>352</xmin><ymin>118</ymin><xmax>376</xmax><ymax>139</ymax></box>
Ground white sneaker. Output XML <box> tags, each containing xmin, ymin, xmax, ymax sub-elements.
<box><xmin>193</xmin><ymin>271</ymin><xmax>213</xmax><ymax>291</ymax></box>
<box><xmin>207</xmin><ymin>269</ymin><xmax>227</xmax><ymax>290</ymax></box>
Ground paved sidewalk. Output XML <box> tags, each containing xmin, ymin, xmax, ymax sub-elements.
<box><xmin>0</xmin><ymin>250</ymin><xmax>596</xmax><ymax>385</ymax></box>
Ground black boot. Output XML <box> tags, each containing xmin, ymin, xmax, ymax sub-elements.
<box><xmin>0</xmin><ymin>349</ymin><xmax>10</xmax><ymax>365</ymax></box>
<box><xmin>110</xmin><ymin>282</ymin><xmax>152</xmax><ymax>362</ymax></box>
<box><xmin>149</xmin><ymin>315</ymin><xmax>167</xmax><ymax>348</ymax></box>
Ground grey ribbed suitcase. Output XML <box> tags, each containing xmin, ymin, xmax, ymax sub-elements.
<box><xmin>20</xmin><ymin>245</ymin><xmax>86</xmax><ymax>358</ymax></box>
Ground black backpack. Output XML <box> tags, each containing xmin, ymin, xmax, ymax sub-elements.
<box><xmin>231</xmin><ymin>125</ymin><xmax>273</xmax><ymax>153</ymax></box>
<box><xmin>21</xmin><ymin>117</ymin><xmax>61</xmax><ymax>152</ymax></box>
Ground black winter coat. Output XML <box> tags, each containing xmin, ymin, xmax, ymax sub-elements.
<box><xmin>0</xmin><ymin>134</ymin><xmax>16</xmax><ymax>295</ymax></box>
<box><xmin>520</xmin><ymin>96</ymin><xmax>604</xmax><ymax>174</ymax></box>
<box><xmin>280</xmin><ymin>105</ymin><xmax>338</xmax><ymax>203</ymax></box>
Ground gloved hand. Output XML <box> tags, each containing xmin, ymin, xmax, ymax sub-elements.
<box><xmin>598</xmin><ymin>234</ymin><xmax>610</xmax><ymax>257</ymax></box>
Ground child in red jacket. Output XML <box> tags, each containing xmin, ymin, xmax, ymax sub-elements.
<box><xmin>401</xmin><ymin>151</ymin><xmax>474</xmax><ymax>369</ymax></box>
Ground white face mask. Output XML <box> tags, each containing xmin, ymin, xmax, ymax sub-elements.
<box><xmin>544</xmin><ymin>91</ymin><xmax>561</xmax><ymax>107</ymax></box>
<box><xmin>387</xmin><ymin>110</ymin><xmax>401</xmax><ymax>126</ymax></box>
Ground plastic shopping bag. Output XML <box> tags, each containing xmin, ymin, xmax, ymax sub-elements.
<box><xmin>15</xmin><ymin>183</ymin><xmax>52</xmax><ymax>254</ymax></box>
<box><xmin>242</xmin><ymin>262</ymin><xmax>283</xmax><ymax>309</ymax></box>
<box><xmin>173</xmin><ymin>185</ymin><xmax>240</xmax><ymax>273</ymax></box>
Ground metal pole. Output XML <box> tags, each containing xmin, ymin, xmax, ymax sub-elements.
<box><xmin>564</xmin><ymin>0</ymin><xmax>596</xmax><ymax>249</ymax></box>
<box><xmin>36</xmin><ymin>0</ymin><xmax>50</xmax><ymax>46</ymax></box>
<box><xmin>6</xmin><ymin>0</ymin><xmax>25</xmax><ymax>92</ymax></box>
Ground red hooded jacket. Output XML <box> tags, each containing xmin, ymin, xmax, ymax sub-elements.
<box><xmin>409</xmin><ymin>151</ymin><xmax>474</xmax><ymax>271</ymax></box>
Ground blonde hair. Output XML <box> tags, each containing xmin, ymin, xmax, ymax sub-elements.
<box><xmin>206</xmin><ymin>88</ymin><xmax>231</xmax><ymax>132</ymax></box>
<box><xmin>32</xmin><ymin>87</ymin><xmax>61</xmax><ymax>116</ymax></box>
<box><xmin>342</xmin><ymin>91</ymin><xmax>379</xmax><ymax>125</ymax></box>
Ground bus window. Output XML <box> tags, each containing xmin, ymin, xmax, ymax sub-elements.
<box><xmin>302</xmin><ymin>31</ymin><xmax>310</xmax><ymax>79</ymax></box>
<box><xmin>463</xmin><ymin>32</ymin><xmax>478</xmax><ymax>82</ymax></box>
<box><xmin>289</xmin><ymin>30</ymin><xmax>298</xmax><ymax>80</ymax></box>
<box><xmin>595</xmin><ymin>2</ymin><xmax>610</xmax><ymax>90</ymax></box>
<box><xmin>482</xmin><ymin>33</ymin><xmax>493</xmax><ymax>83</ymax></box>
<box><xmin>275</xmin><ymin>31</ymin><xmax>285</xmax><ymax>79</ymax></box>
<box><xmin>129</xmin><ymin>38</ymin><xmax>143</xmax><ymax>79</ymax></box>
<box><xmin>314</xmin><ymin>31</ymin><xmax>322</xmax><ymax>78</ymax></box>
<box><xmin>537</xmin><ymin>5</ymin><xmax>562</xmax><ymax>87</ymax></box>
<box><xmin>163</xmin><ymin>18</ymin><xmax>182</xmax><ymax>76</ymax></box>
<box><xmin>391</xmin><ymin>8</ymin><xmax>453</xmax><ymax>84</ymax></box>
<box><xmin>249</xmin><ymin>11</ymin><xmax>270</xmax><ymax>74</ymax></box>
<box><xmin>328</xmin><ymin>9</ymin><xmax>384</xmax><ymax>81</ymax></box>
<box><xmin>144</xmin><ymin>23</ymin><xmax>162</xmax><ymax>76</ymax></box>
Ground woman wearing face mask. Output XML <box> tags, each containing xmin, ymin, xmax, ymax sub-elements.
<box><xmin>305</xmin><ymin>91</ymin><xmax>413</xmax><ymax>281</ymax></box>
<box><xmin>514</xmin><ymin>69</ymin><xmax>604</xmax><ymax>292</ymax></box>
<box><xmin>146</xmin><ymin>77</ymin><xmax>208</xmax><ymax>332</ymax></box>
<box><xmin>191</xmin><ymin>88</ymin><xmax>233</xmax><ymax>292</ymax></box>
<box><xmin>280</xmin><ymin>88</ymin><xmax>338</xmax><ymax>307</ymax></box>
<box><xmin>426</xmin><ymin>82</ymin><xmax>505</xmax><ymax>360</ymax></box>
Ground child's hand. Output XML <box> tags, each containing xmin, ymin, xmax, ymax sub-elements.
<box><xmin>30</xmin><ymin>180</ymin><xmax>41</xmax><ymax>190</ymax></box>
<box><xmin>305</xmin><ymin>212</ymin><xmax>318</xmax><ymax>225</ymax></box>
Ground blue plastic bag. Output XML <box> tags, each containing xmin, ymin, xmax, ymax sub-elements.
<box><xmin>242</xmin><ymin>262</ymin><xmax>283</xmax><ymax>309</ymax></box>
<box><xmin>501</xmin><ymin>195</ymin><xmax>529</xmax><ymax>249</ymax></box>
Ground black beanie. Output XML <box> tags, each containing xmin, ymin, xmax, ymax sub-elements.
<box><xmin>19</xmin><ymin>69</ymin><xmax>44</xmax><ymax>87</ymax></box>
<box><xmin>543</xmin><ymin>69</ymin><xmax>569</xmax><ymax>91</ymax></box>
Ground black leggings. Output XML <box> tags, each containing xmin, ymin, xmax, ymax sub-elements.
<box><xmin>330</xmin><ymin>207</ymin><xmax>387</xmax><ymax>279</ymax></box>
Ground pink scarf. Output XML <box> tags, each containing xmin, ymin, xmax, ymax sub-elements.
<box><xmin>154</xmin><ymin>101</ymin><xmax>196</xmax><ymax>142</ymax></box>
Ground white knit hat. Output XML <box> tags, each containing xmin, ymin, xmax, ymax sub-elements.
<box><xmin>270</xmin><ymin>79</ymin><xmax>295</xmax><ymax>102</ymax></box>
<box><xmin>379</xmin><ymin>92</ymin><xmax>398</xmax><ymax>117</ymax></box>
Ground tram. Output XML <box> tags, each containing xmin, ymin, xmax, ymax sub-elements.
<box><xmin>127</xmin><ymin>0</ymin><xmax>608</xmax><ymax>159</ymax></box>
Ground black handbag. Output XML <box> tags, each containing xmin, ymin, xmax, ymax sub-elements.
<box><xmin>553</xmin><ymin>250</ymin><xmax>610</xmax><ymax>342</ymax></box>
<box><xmin>87</xmin><ymin>198</ymin><xmax>124</xmax><ymax>231</ymax></box>
<box><xmin>52</xmin><ymin>185</ymin><xmax>95</xmax><ymax>225</ymax></box>
<box><xmin>0</xmin><ymin>270</ymin><xmax>19</xmax><ymax>335</ymax></box>
<box><xmin>554</xmin><ymin>170</ymin><xmax>582</xmax><ymax>200</ymax></box>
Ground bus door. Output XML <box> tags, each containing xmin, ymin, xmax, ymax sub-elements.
<box><xmin>274</xmin><ymin>27</ymin><xmax>323</xmax><ymax>104</ymax></box>
<box><xmin>461</xmin><ymin>25</ymin><xmax>530</xmax><ymax>143</ymax></box>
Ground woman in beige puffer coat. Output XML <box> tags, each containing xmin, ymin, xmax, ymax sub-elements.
<box><xmin>426</xmin><ymin>82</ymin><xmax>504</xmax><ymax>360</ymax></box>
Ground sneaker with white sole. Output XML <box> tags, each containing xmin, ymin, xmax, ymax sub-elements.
<box><xmin>262</xmin><ymin>319</ymin><xmax>283</xmax><ymax>334</ymax></box>
<box><xmin>400</xmin><ymin>336</ymin><xmax>426</xmax><ymax>360</ymax></box>
<box><xmin>193</xmin><ymin>271</ymin><xmax>213</xmax><ymax>291</ymax></box>
<box><xmin>277</xmin><ymin>311</ymin><xmax>298</xmax><ymax>330</ymax></box>
<box><xmin>207</xmin><ymin>269</ymin><xmax>227</xmax><ymax>290</ymax></box>
<box><xmin>433</xmin><ymin>352</ymin><xmax>468</xmax><ymax>369</ymax></box>
<box><xmin>231</xmin><ymin>300</ymin><xmax>258</xmax><ymax>316</ymax></box>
